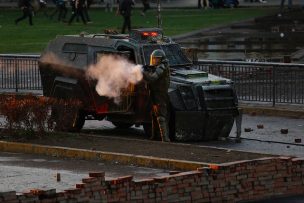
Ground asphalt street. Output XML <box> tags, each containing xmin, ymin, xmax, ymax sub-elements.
<box><xmin>0</xmin><ymin>152</ymin><xmax>168</xmax><ymax>193</ymax></box>
<box><xmin>83</xmin><ymin>114</ymin><xmax>304</xmax><ymax>157</ymax></box>
<box><xmin>202</xmin><ymin>114</ymin><xmax>304</xmax><ymax>157</ymax></box>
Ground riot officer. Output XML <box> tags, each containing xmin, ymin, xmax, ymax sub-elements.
<box><xmin>143</xmin><ymin>49</ymin><xmax>171</xmax><ymax>142</ymax></box>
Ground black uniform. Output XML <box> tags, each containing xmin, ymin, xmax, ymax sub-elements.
<box><xmin>15</xmin><ymin>0</ymin><xmax>33</xmax><ymax>25</ymax></box>
<box><xmin>57</xmin><ymin>0</ymin><xmax>67</xmax><ymax>22</ymax></box>
<box><xmin>141</xmin><ymin>0</ymin><xmax>150</xmax><ymax>15</ymax></box>
<box><xmin>68</xmin><ymin>0</ymin><xmax>87</xmax><ymax>25</ymax></box>
<box><xmin>143</xmin><ymin>61</ymin><xmax>170</xmax><ymax>142</ymax></box>
<box><xmin>119</xmin><ymin>0</ymin><xmax>134</xmax><ymax>34</ymax></box>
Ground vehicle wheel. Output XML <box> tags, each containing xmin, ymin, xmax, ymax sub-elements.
<box><xmin>52</xmin><ymin>107</ymin><xmax>85</xmax><ymax>132</ymax></box>
<box><xmin>219</xmin><ymin>117</ymin><xmax>234</xmax><ymax>138</ymax></box>
<box><xmin>111</xmin><ymin>122</ymin><xmax>133</xmax><ymax>129</ymax></box>
<box><xmin>168</xmin><ymin>109</ymin><xmax>176</xmax><ymax>141</ymax></box>
<box><xmin>143</xmin><ymin>123</ymin><xmax>152</xmax><ymax>138</ymax></box>
<box><xmin>70</xmin><ymin>110</ymin><xmax>86</xmax><ymax>132</ymax></box>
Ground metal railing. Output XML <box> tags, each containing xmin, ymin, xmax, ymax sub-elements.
<box><xmin>195</xmin><ymin>60</ymin><xmax>304</xmax><ymax>106</ymax></box>
<box><xmin>1</xmin><ymin>54</ymin><xmax>304</xmax><ymax>106</ymax></box>
<box><xmin>0</xmin><ymin>54</ymin><xmax>42</xmax><ymax>92</ymax></box>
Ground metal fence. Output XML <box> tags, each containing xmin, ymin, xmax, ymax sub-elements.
<box><xmin>195</xmin><ymin>60</ymin><xmax>304</xmax><ymax>106</ymax></box>
<box><xmin>1</xmin><ymin>54</ymin><xmax>304</xmax><ymax>106</ymax></box>
<box><xmin>0</xmin><ymin>54</ymin><xmax>41</xmax><ymax>92</ymax></box>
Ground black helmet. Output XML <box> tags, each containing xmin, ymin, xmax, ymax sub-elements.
<box><xmin>150</xmin><ymin>49</ymin><xmax>166</xmax><ymax>66</ymax></box>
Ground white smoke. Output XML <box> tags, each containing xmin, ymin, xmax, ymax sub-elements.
<box><xmin>86</xmin><ymin>55</ymin><xmax>143</xmax><ymax>103</ymax></box>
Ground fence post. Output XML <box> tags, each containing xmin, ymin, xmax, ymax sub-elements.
<box><xmin>272</xmin><ymin>66</ymin><xmax>276</xmax><ymax>107</ymax></box>
<box><xmin>15</xmin><ymin>58</ymin><xmax>19</xmax><ymax>92</ymax></box>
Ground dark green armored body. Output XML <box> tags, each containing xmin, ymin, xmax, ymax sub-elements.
<box><xmin>39</xmin><ymin>28</ymin><xmax>240</xmax><ymax>141</ymax></box>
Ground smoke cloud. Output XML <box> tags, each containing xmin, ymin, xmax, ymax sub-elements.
<box><xmin>86</xmin><ymin>55</ymin><xmax>143</xmax><ymax>103</ymax></box>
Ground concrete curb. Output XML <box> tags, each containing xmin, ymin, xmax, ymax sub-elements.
<box><xmin>0</xmin><ymin>141</ymin><xmax>210</xmax><ymax>171</ymax></box>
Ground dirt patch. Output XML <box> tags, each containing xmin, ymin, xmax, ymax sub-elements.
<box><xmin>0</xmin><ymin>132</ymin><xmax>273</xmax><ymax>164</ymax></box>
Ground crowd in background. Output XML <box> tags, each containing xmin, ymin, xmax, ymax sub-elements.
<box><xmin>14</xmin><ymin>0</ymin><xmax>301</xmax><ymax>31</ymax></box>
<box><xmin>15</xmin><ymin>0</ymin><xmax>95</xmax><ymax>25</ymax></box>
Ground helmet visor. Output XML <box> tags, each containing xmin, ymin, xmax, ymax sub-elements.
<box><xmin>150</xmin><ymin>56</ymin><xmax>161</xmax><ymax>66</ymax></box>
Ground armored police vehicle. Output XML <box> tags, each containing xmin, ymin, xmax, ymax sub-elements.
<box><xmin>39</xmin><ymin>28</ymin><xmax>240</xmax><ymax>141</ymax></box>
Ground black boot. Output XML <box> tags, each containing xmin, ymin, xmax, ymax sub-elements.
<box><xmin>157</xmin><ymin>117</ymin><xmax>170</xmax><ymax>142</ymax></box>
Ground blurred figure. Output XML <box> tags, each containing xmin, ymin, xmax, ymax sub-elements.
<box><xmin>49</xmin><ymin>0</ymin><xmax>59</xmax><ymax>19</ymax></box>
<box><xmin>38</xmin><ymin>0</ymin><xmax>49</xmax><ymax>17</ymax></box>
<box><xmin>248</xmin><ymin>0</ymin><xmax>267</xmax><ymax>3</ymax></box>
<box><xmin>105</xmin><ymin>0</ymin><xmax>114</xmax><ymax>12</ymax></box>
<box><xmin>68</xmin><ymin>0</ymin><xmax>87</xmax><ymax>25</ymax></box>
<box><xmin>198</xmin><ymin>0</ymin><xmax>209</xmax><ymax>9</ymax></box>
<box><xmin>209</xmin><ymin>0</ymin><xmax>223</xmax><ymax>8</ymax></box>
<box><xmin>57</xmin><ymin>0</ymin><xmax>68</xmax><ymax>21</ymax></box>
<box><xmin>224</xmin><ymin>0</ymin><xmax>239</xmax><ymax>8</ymax></box>
<box><xmin>118</xmin><ymin>0</ymin><xmax>134</xmax><ymax>34</ymax></box>
<box><xmin>141</xmin><ymin>0</ymin><xmax>150</xmax><ymax>16</ymax></box>
<box><xmin>280</xmin><ymin>0</ymin><xmax>292</xmax><ymax>14</ymax></box>
<box><xmin>83</xmin><ymin>0</ymin><xmax>92</xmax><ymax>23</ymax></box>
<box><xmin>15</xmin><ymin>0</ymin><xmax>33</xmax><ymax>25</ymax></box>
<box><xmin>50</xmin><ymin>0</ymin><xmax>67</xmax><ymax>21</ymax></box>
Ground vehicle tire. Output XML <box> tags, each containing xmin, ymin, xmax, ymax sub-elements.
<box><xmin>70</xmin><ymin>110</ymin><xmax>86</xmax><ymax>132</ymax></box>
<box><xmin>143</xmin><ymin>123</ymin><xmax>152</xmax><ymax>138</ymax></box>
<box><xmin>52</xmin><ymin>107</ymin><xmax>85</xmax><ymax>132</ymax></box>
<box><xmin>111</xmin><ymin>122</ymin><xmax>133</xmax><ymax>129</ymax></box>
<box><xmin>168</xmin><ymin>109</ymin><xmax>176</xmax><ymax>141</ymax></box>
<box><xmin>219</xmin><ymin>117</ymin><xmax>234</xmax><ymax>138</ymax></box>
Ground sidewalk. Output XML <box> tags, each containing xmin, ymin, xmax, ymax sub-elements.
<box><xmin>240</xmin><ymin>101</ymin><xmax>304</xmax><ymax>118</ymax></box>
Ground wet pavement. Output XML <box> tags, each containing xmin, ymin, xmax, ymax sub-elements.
<box><xmin>0</xmin><ymin>152</ymin><xmax>168</xmax><ymax>193</ymax></box>
<box><xmin>0</xmin><ymin>113</ymin><xmax>303</xmax><ymax>157</ymax></box>
<box><xmin>203</xmin><ymin>114</ymin><xmax>304</xmax><ymax>157</ymax></box>
<box><xmin>82</xmin><ymin>114</ymin><xmax>304</xmax><ymax>157</ymax></box>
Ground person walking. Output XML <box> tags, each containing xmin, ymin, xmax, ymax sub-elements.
<box><xmin>82</xmin><ymin>0</ymin><xmax>92</xmax><ymax>23</ymax></box>
<box><xmin>57</xmin><ymin>0</ymin><xmax>67</xmax><ymax>22</ymax></box>
<box><xmin>141</xmin><ymin>0</ymin><xmax>150</xmax><ymax>16</ymax></box>
<box><xmin>143</xmin><ymin>49</ymin><xmax>171</xmax><ymax>142</ymax></box>
<box><xmin>280</xmin><ymin>0</ymin><xmax>292</xmax><ymax>14</ymax></box>
<box><xmin>105</xmin><ymin>0</ymin><xmax>114</xmax><ymax>12</ymax></box>
<box><xmin>15</xmin><ymin>0</ymin><xmax>33</xmax><ymax>25</ymax></box>
<box><xmin>118</xmin><ymin>0</ymin><xmax>134</xmax><ymax>34</ymax></box>
<box><xmin>68</xmin><ymin>0</ymin><xmax>87</xmax><ymax>25</ymax></box>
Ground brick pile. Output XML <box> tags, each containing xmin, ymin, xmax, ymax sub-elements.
<box><xmin>1</xmin><ymin>157</ymin><xmax>304</xmax><ymax>203</ymax></box>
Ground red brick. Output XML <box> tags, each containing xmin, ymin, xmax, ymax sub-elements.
<box><xmin>64</xmin><ymin>188</ymin><xmax>82</xmax><ymax>195</ymax></box>
<box><xmin>89</xmin><ymin>172</ymin><xmax>105</xmax><ymax>178</ymax></box>
<box><xmin>82</xmin><ymin>177</ymin><xmax>99</xmax><ymax>184</ymax></box>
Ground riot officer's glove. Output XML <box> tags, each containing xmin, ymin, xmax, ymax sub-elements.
<box><xmin>142</xmin><ymin>65</ymin><xmax>153</xmax><ymax>71</ymax></box>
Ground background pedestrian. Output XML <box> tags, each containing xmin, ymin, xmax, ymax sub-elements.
<box><xmin>105</xmin><ymin>0</ymin><xmax>114</xmax><ymax>12</ymax></box>
<box><xmin>141</xmin><ymin>0</ymin><xmax>150</xmax><ymax>16</ymax></box>
<box><xmin>280</xmin><ymin>0</ymin><xmax>292</xmax><ymax>14</ymax></box>
<box><xmin>118</xmin><ymin>0</ymin><xmax>134</xmax><ymax>34</ymax></box>
<box><xmin>15</xmin><ymin>0</ymin><xmax>33</xmax><ymax>25</ymax></box>
<box><xmin>68</xmin><ymin>0</ymin><xmax>87</xmax><ymax>25</ymax></box>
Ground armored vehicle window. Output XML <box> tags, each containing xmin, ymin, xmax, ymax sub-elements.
<box><xmin>95</xmin><ymin>51</ymin><xmax>131</xmax><ymax>63</ymax></box>
<box><xmin>143</xmin><ymin>44</ymin><xmax>191</xmax><ymax>67</ymax></box>
<box><xmin>63</xmin><ymin>43</ymin><xmax>88</xmax><ymax>54</ymax></box>
<box><xmin>117</xmin><ymin>45</ymin><xmax>136</xmax><ymax>64</ymax></box>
